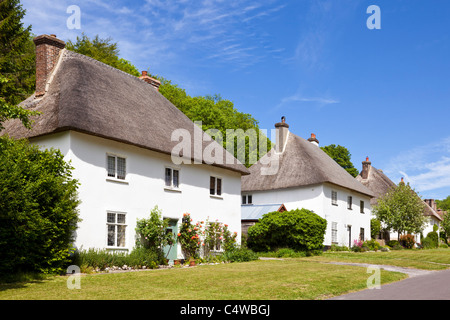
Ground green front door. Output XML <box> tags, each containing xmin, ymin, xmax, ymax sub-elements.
<box><xmin>163</xmin><ymin>219</ymin><xmax>178</xmax><ymax>263</ymax></box>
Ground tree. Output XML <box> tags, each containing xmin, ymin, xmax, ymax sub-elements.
<box><xmin>66</xmin><ymin>33</ymin><xmax>140</xmax><ymax>77</ymax></box>
<box><xmin>441</xmin><ymin>211</ymin><xmax>450</xmax><ymax>243</ymax></box>
<box><xmin>156</xmin><ymin>77</ymin><xmax>272</xmax><ymax>167</ymax></box>
<box><xmin>373</xmin><ymin>181</ymin><xmax>427</xmax><ymax>240</ymax></box>
<box><xmin>436</xmin><ymin>196</ymin><xmax>450</xmax><ymax>212</ymax></box>
<box><xmin>320</xmin><ymin>144</ymin><xmax>359</xmax><ymax>177</ymax></box>
<box><xmin>0</xmin><ymin>137</ymin><xmax>80</xmax><ymax>274</ymax></box>
<box><xmin>0</xmin><ymin>0</ymin><xmax>39</xmax><ymax>130</ymax></box>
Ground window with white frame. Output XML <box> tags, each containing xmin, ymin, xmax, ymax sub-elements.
<box><xmin>331</xmin><ymin>190</ymin><xmax>338</xmax><ymax>206</ymax></box>
<box><xmin>107</xmin><ymin>212</ymin><xmax>126</xmax><ymax>248</ymax></box>
<box><xmin>107</xmin><ymin>154</ymin><xmax>126</xmax><ymax>180</ymax></box>
<box><xmin>210</xmin><ymin>176</ymin><xmax>222</xmax><ymax>196</ymax></box>
<box><xmin>360</xmin><ymin>200</ymin><xmax>365</xmax><ymax>214</ymax></box>
<box><xmin>165</xmin><ymin>167</ymin><xmax>180</xmax><ymax>189</ymax></box>
<box><xmin>347</xmin><ymin>196</ymin><xmax>353</xmax><ymax>210</ymax></box>
<box><xmin>332</xmin><ymin>222</ymin><xmax>338</xmax><ymax>244</ymax></box>
<box><xmin>242</xmin><ymin>194</ymin><xmax>252</xmax><ymax>205</ymax></box>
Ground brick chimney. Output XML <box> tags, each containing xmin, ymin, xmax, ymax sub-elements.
<box><xmin>424</xmin><ymin>199</ymin><xmax>437</xmax><ymax>212</ymax></box>
<box><xmin>33</xmin><ymin>34</ymin><xmax>66</xmax><ymax>97</ymax></box>
<box><xmin>361</xmin><ymin>156</ymin><xmax>371</xmax><ymax>179</ymax></box>
<box><xmin>275</xmin><ymin>116</ymin><xmax>289</xmax><ymax>153</ymax></box>
<box><xmin>307</xmin><ymin>133</ymin><xmax>319</xmax><ymax>147</ymax></box>
<box><xmin>139</xmin><ymin>70</ymin><xmax>161</xmax><ymax>91</ymax></box>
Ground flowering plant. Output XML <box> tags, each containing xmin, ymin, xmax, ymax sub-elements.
<box><xmin>135</xmin><ymin>206</ymin><xmax>174</xmax><ymax>250</ymax></box>
<box><xmin>177</xmin><ymin>213</ymin><xmax>201</xmax><ymax>259</ymax></box>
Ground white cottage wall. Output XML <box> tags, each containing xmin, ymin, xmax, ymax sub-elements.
<box><xmin>31</xmin><ymin>131</ymin><xmax>242</xmax><ymax>257</ymax></box>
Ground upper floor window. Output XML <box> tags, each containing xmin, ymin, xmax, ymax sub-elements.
<box><xmin>242</xmin><ymin>194</ymin><xmax>253</xmax><ymax>205</ymax></box>
<box><xmin>360</xmin><ymin>200</ymin><xmax>365</xmax><ymax>214</ymax></box>
<box><xmin>210</xmin><ymin>176</ymin><xmax>222</xmax><ymax>196</ymax></box>
<box><xmin>165</xmin><ymin>167</ymin><xmax>180</xmax><ymax>189</ymax></box>
<box><xmin>107</xmin><ymin>154</ymin><xmax>126</xmax><ymax>180</ymax></box>
<box><xmin>347</xmin><ymin>196</ymin><xmax>353</xmax><ymax>210</ymax></box>
<box><xmin>331</xmin><ymin>190</ymin><xmax>338</xmax><ymax>206</ymax></box>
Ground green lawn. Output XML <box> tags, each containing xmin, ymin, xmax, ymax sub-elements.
<box><xmin>310</xmin><ymin>248</ymin><xmax>450</xmax><ymax>270</ymax></box>
<box><xmin>3</xmin><ymin>249</ymin><xmax>449</xmax><ymax>300</ymax></box>
<box><xmin>0</xmin><ymin>258</ymin><xmax>406</xmax><ymax>300</ymax></box>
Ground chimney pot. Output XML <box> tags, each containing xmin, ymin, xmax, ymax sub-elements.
<box><xmin>361</xmin><ymin>156</ymin><xmax>372</xmax><ymax>179</ymax></box>
<box><xmin>307</xmin><ymin>133</ymin><xmax>319</xmax><ymax>147</ymax></box>
<box><xmin>139</xmin><ymin>70</ymin><xmax>161</xmax><ymax>91</ymax></box>
<box><xmin>274</xmin><ymin>117</ymin><xmax>289</xmax><ymax>153</ymax></box>
<box><xmin>33</xmin><ymin>34</ymin><xmax>66</xmax><ymax>97</ymax></box>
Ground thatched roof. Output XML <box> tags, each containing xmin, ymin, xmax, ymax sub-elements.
<box><xmin>241</xmin><ymin>132</ymin><xmax>375</xmax><ymax>198</ymax></box>
<box><xmin>1</xmin><ymin>49</ymin><xmax>249</xmax><ymax>175</ymax></box>
<box><xmin>356</xmin><ymin>165</ymin><xmax>396</xmax><ymax>206</ymax></box>
<box><xmin>356</xmin><ymin>164</ymin><xmax>443</xmax><ymax>221</ymax></box>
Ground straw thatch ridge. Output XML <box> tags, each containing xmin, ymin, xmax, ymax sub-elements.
<box><xmin>356</xmin><ymin>166</ymin><xmax>396</xmax><ymax>206</ymax></box>
<box><xmin>241</xmin><ymin>132</ymin><xmax>375</xmax><ymax>197</ymax></box>
<box><xmin>1</xmin><ymin>50</ymin><xmax>249</xmax><ymax>175</ymax></box>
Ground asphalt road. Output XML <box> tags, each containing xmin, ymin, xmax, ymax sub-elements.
<box><xmin>330</xmin><ymin>264</ymin><xmax>450</xmax><ymax>300</ymax></box>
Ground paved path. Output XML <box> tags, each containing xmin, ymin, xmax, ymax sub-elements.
<box><xmin>328</xmin><ymin>262</ymin><xmax>450</xmax><ymax>300</ymax></box>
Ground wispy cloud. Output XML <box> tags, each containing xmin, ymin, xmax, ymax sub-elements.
<box><xmin>384</xmin><ymin>137</ymin><xmax>450</xmax><ymax>198</ymax></box>
<box><xmin>274</xmin><ymin>93</ymin><xmax>339</xmax><ymax>111</ymax></box>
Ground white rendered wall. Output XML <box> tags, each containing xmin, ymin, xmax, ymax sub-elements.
<box><xmin>244</xmin><ymin>183</ymin><xmax>372</xmax><ymax>247</ymax></box>
<box><xmin>31</xmin><ymin>131</ymin><xmax>242</xmax><ymax>258</ymax></box>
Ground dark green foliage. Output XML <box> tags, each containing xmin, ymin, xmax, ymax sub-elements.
<box><xmin>371</xmin><ymin>218</ymin><xmax>381</xmax><ymax>238</ymax></box>
<box><xmin>247</xmin><ymin>208</ymin><xmax>327</xmax><ymax>253</ymax></box>
<box><xmin>0</xmin><ymin>137</ymin><xmax>80</xmax><ymax>274</ymax></box>
<box><xmin>423</xmin><ymin>231</ymin><xmax>439</xmax><ymax>249</ymax></box>
<box><xmin>0</xmin><ymin>0</ymin><xmax>39</xmax><ymax>130</ymax></box>
<box><xmin>221</xmin><ymin>247</ymin><xmax>259</xmax><ymax>262</ymax></box>
<box><xmin>156</xmin><ymin>78</ymin><xmax>272</xmax><ymax>167</ymax></box>
<box><xmin>320</xmin><ymin>144</ymin><xmax>359</xmax><ymax>177</ymax></box>
<box><xmin>66</xmin><ymin>33</ymin><xmax>140</xmax><ymax>77</ymax></box>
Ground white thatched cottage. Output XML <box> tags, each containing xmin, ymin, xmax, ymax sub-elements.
<box><xmin>356</xmin><ymin>158</ymin><xmax>443</xmax><ymax>243</ymax></box>
<box><xmin>1</xmin><ymin>34</ymin><xmax>249</xmax><ymax>261</ymax></box>
<box><xmin>241</xmin><ymin>117</ymin><xmax>375</xmax><ymax>248</ymax></box>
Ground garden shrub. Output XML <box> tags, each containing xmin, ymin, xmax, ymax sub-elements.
<box><xmin>363</xmin><ymin>239</ymin><xmax>381</xmax><ymax>251</ymax></box>
<box><xmin>247</xmin><ymin>208</ymin><xmax>327</xmax><ymax>254</ymax></box>
<box><xmin>0</xmin><ymin>137</ymin><xmax>80</xmax><ymax>275</ymax></box>
<box><xmin>329</xmin><ymin>245</ymin><xmax>349</xmax><ymax>252</ymax></box>
<box><xmin>399</xmin><ymin>234</ymin><xmax>416</xmax><ymax>249</ymax></box>
<box><xmin>422</xmin><ymin>231</ymin><xmax>439</xmax><ymax>249</ymax></box>
<box><xmin>387</xmin><ymin>240</ymin><xmax>399</xmax><ymax>248</ymax></box>
<box><xmin>221</xmin><ymin>247</ymin><xmax>259</xmax><ymax>262</ymax></box>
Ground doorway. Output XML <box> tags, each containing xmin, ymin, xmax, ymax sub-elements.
<box><xmin>163</xmin><ymin>219</ymin><xmax>178</xmax><ymax>263</ymax></box>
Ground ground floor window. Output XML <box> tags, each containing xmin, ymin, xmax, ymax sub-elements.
<box><xmin>360</xmin><ymin>227</ymin><xmax>365</xmax><ymax>242</ymax></box>
<box><xmin>107</xmin><ymin>211</ymin><xmax>126</xmax><ymax>247</ymax></box>
<box><xmin>331</xmin><ymin>222</ymin><xmax>338</xmax><ymax>244</ymax></box>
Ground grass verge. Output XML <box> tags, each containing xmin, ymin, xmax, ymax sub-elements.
<box><xmin>0</xmin><ymin>259</ymin><xmax>406</xmax><ymax>300</ymax></box>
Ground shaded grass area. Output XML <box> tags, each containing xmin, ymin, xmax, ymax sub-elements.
<box><xmin>0</xmin><ymin>259</ymin><xmax>406</xmax><ymax>300</ymax></box>
<box><xmin>309</xmin><ymin>248</ymin><xmax>450</xmax><ymax>270</ymax></box>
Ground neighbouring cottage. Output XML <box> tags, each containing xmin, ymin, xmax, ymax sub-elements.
<box><xmin>356</xmin><ymin>158</ymin><xmax>443</xmax><ymax>243</ymax></box>
<box><xmin>1</xmin><ymin>34</ymin><xmax>249</xmax><ymax>261</ymax></box>
<box><xmin>241</xmin><ymin>117</ymin><xmax>375</xmax><ymax>249</ymax></box>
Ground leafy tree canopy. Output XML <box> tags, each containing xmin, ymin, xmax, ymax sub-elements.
<box><xmin>66</xmin><ymin>33</ymin><xmax>140</xmax><ymax>77</ymax></box>
<box><xmin>0</xmin><ymin>0</ymin><xmax>39</xmax><ymax>130</ymax></box>
<box><xmin>436</xmin><ymin>196</ymin><xmax>450</xmax><ymax>212</ymax></box>
<box><xmin>320</xmin><ymin>144</ymin><xmax>359</xmax><ymax>177</ymax></box>
<box><xmin>373</xmin><ymin>181</ymin><xmax>427</xmax><ymax>239</ymax></box>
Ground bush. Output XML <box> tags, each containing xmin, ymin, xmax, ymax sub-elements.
<box><xmin>72</xmin><ymin>247</ymin><xmax>166</xmax><ymax>272</ymax></box>
<box><xmin>387</xmin><ymin>240</ymin><xmax>399</xmax><ymax>248</ymax></box>
<box><xmin>363</xmin><ymin>239</ymin><xmax>381</xmax><ymax>251</ymax></box>
<box><xmin>424</xmin><ymin>231</ymin><xmax>439</xmax><ymax>249</ymax></box>
<box><xmin>399</xmin><ymin>234</ymin><xmax>416</xmax><ymax>249</ymax></box>
<box><xmin>329</xmin><ymin>245</ymin><xmax>349</xmax><ymax>252</ymax></box>
<box><xmin>135</xmin><ymin>206</ymin><xmax>174</xmax><ymax>251</ymax></box>
<box><xmin>0</xmin><ymin>137</ymin><xmax>80</xmax><ymax>274</ymax></box>
<box><xmin>222</xmin><ymin>247</ymin><xmax>259</xmax><ymax>262</ymax></box>
<box><xmin>247</xmin><ymin>208</ymin><xmax>327</xmax><ymax>253</ymax></box>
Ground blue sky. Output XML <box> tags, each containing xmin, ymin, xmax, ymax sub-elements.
<box><xmin>21</xmin><ymin>0</ymin><xmax>450</xmax><ymax>200</ymax></box>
